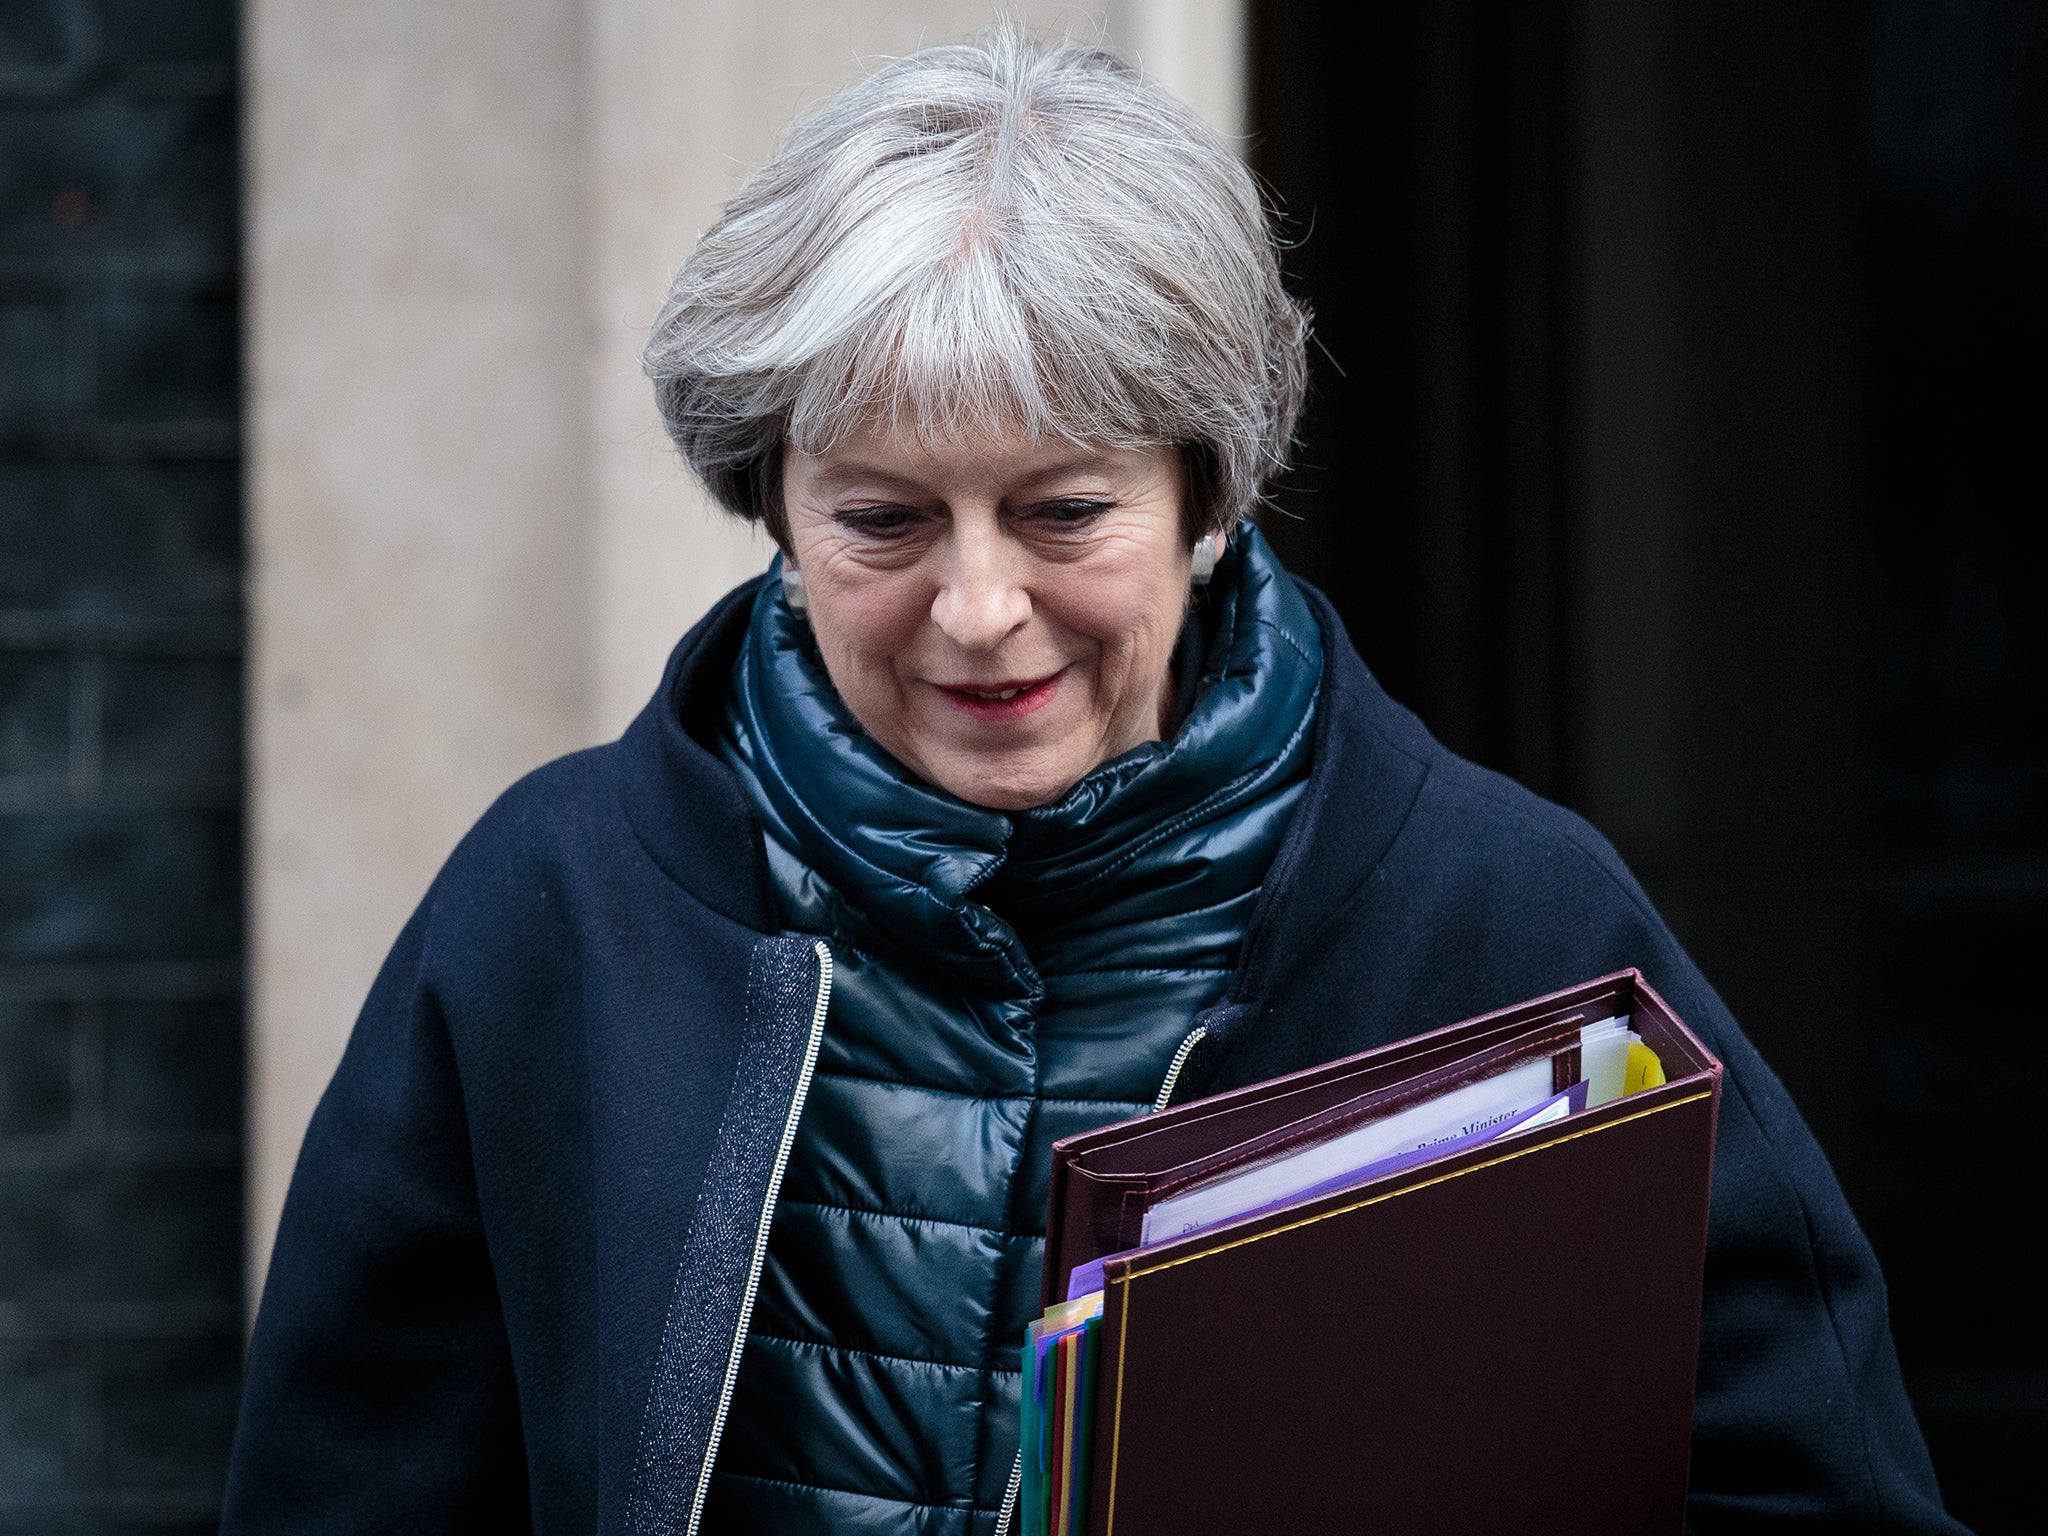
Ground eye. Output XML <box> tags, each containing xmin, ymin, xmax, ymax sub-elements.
<box><xmin>1029</xmin><ymin>497</ymin><xmax>1115</xmax><ymax>525</ymax></box>
<box><xmin>836</xmin><ymin>503</ymin><xmax>920</xmax><ymax>537</ymax></box>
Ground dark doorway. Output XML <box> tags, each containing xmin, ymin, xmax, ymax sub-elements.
<box><xmin>1249</xmin><ymin>1</ymin><xmax>2046</xmax><ymax>1529</ymax></box>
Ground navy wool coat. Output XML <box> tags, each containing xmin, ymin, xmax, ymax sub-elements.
<box><xmin>221</xmin><ymin>575</ymin><xmax>1965</xmax><ymax>1535</ymax></box>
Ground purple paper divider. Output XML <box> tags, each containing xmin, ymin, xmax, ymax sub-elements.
<box><xmin>1063</xmin><ymin>1081</ymin><xmax>1590</xmax><ymax>1302</ymax></box>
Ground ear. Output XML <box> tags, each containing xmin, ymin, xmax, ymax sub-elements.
<box><xmin>780</xmin><ymin>559</ymin><xmax>809</xmax><ymax>614</ymax></box>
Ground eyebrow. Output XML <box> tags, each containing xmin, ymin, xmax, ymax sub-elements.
<box><xmin>804</xmin><ymin>461</ymin><xmax>932</xmax><ymax>496</ymax></box>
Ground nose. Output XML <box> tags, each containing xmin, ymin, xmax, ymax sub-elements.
<box><xmin>930</xmin><ymin>519</ymin><xmax>1031</xmax><ymax>651</ymax></box>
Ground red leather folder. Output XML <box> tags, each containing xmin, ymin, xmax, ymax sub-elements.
<box><xmin>1043</xmin><ymin>969</ymin><xmax>1723</xmax><ymax>1535</ymax></box>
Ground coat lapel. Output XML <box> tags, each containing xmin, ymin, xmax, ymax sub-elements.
<box><xmin>621</xmin><ymin>935</ymin><xmax>828</xmax><ymax>1535</ymax></box>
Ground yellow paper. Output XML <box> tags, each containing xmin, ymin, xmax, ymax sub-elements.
<box><xmin>1623</xmin><ymin>1039</ymin><xmax>1667</xmax><ymax>1095</ymax></box>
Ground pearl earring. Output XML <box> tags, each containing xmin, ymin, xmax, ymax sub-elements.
<box><xmin>1190</xmin><ymin>532</ymin><xmax>1223</xmax><ymax>585</ymax></box>
<box><xmin>781</xmin><ymin>563</ymin><xmax>809</xmax><ymax>614</ymax></box>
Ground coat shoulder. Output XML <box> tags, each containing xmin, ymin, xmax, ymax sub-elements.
<box><xmin>421</xmin><ymin>743</ymin><xmax>642</xmax><ymax>952</ymax></box>
<box><xmin>430</xmin><ymin>573</ymin><xmax>773</xmax><ymax>940</ymax></box>
<box><xmin>440</xmin><ymin>741</ymin><xmax>633</xmax><ymax>888</ymax></box>
<box><xmin>1291</xmin><ymin>583</ymin><xmax>1663</xmax><ymax>971</ymax></box>
<box><xmin>1315</xmin><ymin>648</ymin><xmax>1665</xmax><ymax>965</ymax></box>
<box><xmin>1407</xmin><ymin>747</ymin><xmax>1658</xmax><ymax>923</ymax></box>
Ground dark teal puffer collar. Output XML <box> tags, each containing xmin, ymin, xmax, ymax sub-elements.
<box><xmin>724</xmin><ymin>522</ymin><xmax>1324</xmax><ymax>983</ymax></box>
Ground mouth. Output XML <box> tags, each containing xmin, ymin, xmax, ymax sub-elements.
<box><xmin>933</xmin><ymin>669</ymin><xmax>1066</xmax><ymax>722</ymax></box>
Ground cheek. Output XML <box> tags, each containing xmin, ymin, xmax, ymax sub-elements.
<box><xmin>1054</xmin><ymin>559</ymin><xmax>1186</xmax><ymax>677</ymax></box>
<box><xmin>808</xmin><ymin>573</ymin><xmax>927</xmax><ymax>687</ymax></box>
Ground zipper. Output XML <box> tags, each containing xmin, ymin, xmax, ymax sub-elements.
<box><xmin>994</xmin><ymin>1448</ymin><xmax>1024</xmax><ymax>1535</ymax></box>
<box><xmin>1151</xmin><ymin>1024</ymin><xmax>1210</xmax><ymax>1112</ymax></box>
<box><xmin>684</xmin><ymin>938</ymin><xmax>834</xmax><ymax>1536</ymax></box>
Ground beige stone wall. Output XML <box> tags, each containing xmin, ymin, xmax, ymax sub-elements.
<box><xmin>246</xmin><ymin>0</ymin><xmax>1243</xmax><ymax>1295</ymax></box>
<box><xmin>245</xmin><ymin>0</ymin><xmax>594</xmax><ymax>1293</ymax></box>
<box><xmin>1106</xmin><ymin>0</ymin><xmax>1246</xmax><ymax>140</ymax></box>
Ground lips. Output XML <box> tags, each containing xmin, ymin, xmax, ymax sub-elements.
<box><xmin>934</xmin><ymin>669</ymin><xmax>1065</xmax><ymax>722</ymax></box>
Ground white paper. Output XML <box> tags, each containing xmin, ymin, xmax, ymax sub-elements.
<box><xmin>1579</xmin><ymin>1014</ymin><xmax>1632</xmax><ymax>1108</ymax></box>
<box><xmin>1501</xmin><ymin>1086</ymin><xmax>1579</xmax><ymax>1138</ymax></box>
<box><xmin>1142</xmin><ymin>1055</ymin><xmax>1557</xmax><ymax>1243</ymax></box>
<box><xmin>1139</xmin><ymin>1014</ymin><xmax>1633</xmax><ymax>1245</ymax></box>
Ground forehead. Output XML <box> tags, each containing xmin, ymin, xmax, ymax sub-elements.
<box><xmin>788</xmin><ymin>420</ymin><xmax>1168</xmax><ymax>496</ymax></box>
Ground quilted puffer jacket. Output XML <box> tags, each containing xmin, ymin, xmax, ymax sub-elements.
<box><xmin>704</xmin><ymin>527</ymin><xmax>1320</xmax><ymax>1533</ymax></box>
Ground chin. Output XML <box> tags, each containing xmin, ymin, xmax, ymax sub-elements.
<box><xmin>927</xmin><ymin>754</ymin><xmax>1080</xmax><ymax>813</ymax></box>
<box><xmin>963</xmin><ymin>786</ymin><xmax>1065</xmax><ymax>812</ymax></box>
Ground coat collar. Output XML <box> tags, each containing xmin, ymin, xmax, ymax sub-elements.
<box><xmin>1233</xmin><ymin>579</ymin><xmax>1435</xmax><ymax>997</ymax></box>
<box><xmin>613</xmin><ymin>576</ymin><xmax>778</xmax><ymax>932</ymax></box>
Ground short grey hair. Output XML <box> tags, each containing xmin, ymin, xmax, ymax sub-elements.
<box><xmin>642</xmin><ymin>25</ymin><xmax>1309</xmax><ymax>544</ymax></box>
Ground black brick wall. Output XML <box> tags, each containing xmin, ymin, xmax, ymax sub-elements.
<box><xmin>1</xmin><ymin>1</ymin><xmax>243</xmax><ymax>1530</ymax></box>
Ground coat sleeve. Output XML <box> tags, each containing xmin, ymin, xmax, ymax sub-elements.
<box><xmin>1666</xmin><ymin>965</ymin><xmax>1969</xmax><ymax>1536</ymax></box>
<box><xmin>1314</xmin><ymin>748</ymin><xmax>1968</xmax><ymax>1531</ymax></box>
<box><xmin>219</xmin><ymin>895</ymin><xmax>532</xmax><ymax>1533</ymax></box>
<box><xmin>1439</xmin><ymin>768</ymin><xmax>1966</xmax><ymax>1532</ymax></box>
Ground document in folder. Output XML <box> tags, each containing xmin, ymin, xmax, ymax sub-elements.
<box><xmin>1024</xmin><ymin>968</ymin><xmax>1721</xmax><ymax>1536</ymax></box>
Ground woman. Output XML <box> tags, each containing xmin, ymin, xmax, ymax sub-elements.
<box><xmin>222</xmin><ymin>29</ymin><xmax>1963</xmax><ymax>1536</ymax></box>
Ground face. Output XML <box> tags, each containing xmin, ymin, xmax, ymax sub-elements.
<box><xmin>781</xmin><ymin>421</ymin><xmax>1196</xmax><ymax>811</ymax></box>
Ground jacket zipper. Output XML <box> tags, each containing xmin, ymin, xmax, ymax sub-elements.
<box><xmin>1151</xmin><ymin>1024</ymin><xmax>1210</xmax><ymax>1112</ymax></box>
<box><xmin>994</xmin><ymin>1449</ymin><xmax>1024</xmax><ymax>1536</ymax></box>
<box><xmin>684</xmin><ymin>938</ymin><xmax>834</xmax><ymax>1536</ymax></box>
<box><xmin>995</xmin><ymin>1023</ymin><xmax>1212</xmax><ymax>1532</ymax></box>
